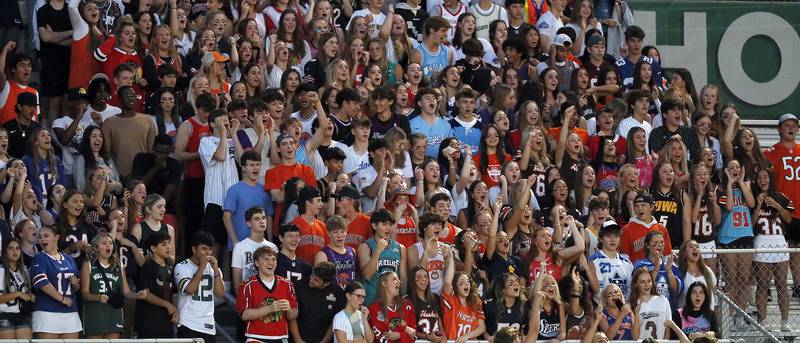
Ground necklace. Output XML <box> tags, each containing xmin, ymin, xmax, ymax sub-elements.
<box><xmin>17</xmin><ymin>121</ymin><xmax>29</xmax><ymax>138</ymax></box>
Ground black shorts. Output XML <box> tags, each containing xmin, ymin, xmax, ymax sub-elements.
<box><xmin>201</xmin><ymin>203</ymin><xmax>226</xmax><ymax>245</ymax></box>
<box><xmin>0</xmin><ymin>312</ymin><xmax>30</xmax><ymax>331</ymax></box>
<box><xmin>177</xmin><ymin>325</ymin><xmax>215</xmax><ymax>343</ymax></box>
<box><xmin>718</xmin><ymin>236</ymin><xmax>754</xmax><ymax>249</ymax></box>
<box><xmin>786</xmin><ymin>220</ymin><xmax>800</xmax><ymax>243</ymax></box>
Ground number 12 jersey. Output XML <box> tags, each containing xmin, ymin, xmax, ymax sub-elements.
<box><xmin>175</xmin><ymin>259</ymin><xmax>218</xmax><ymax>335</ymax></box>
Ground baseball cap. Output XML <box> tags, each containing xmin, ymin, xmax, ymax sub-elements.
<box><xmin>201</xmin><ymin>51</ymin><xmax>229</xmax><ymax>67</ymax></box>
<box><xmin>389</xmin><ymin>187</ymin><xmax>416</xmax><ymax>204</ymax></box>
<box><xmin>599</xmin><ymin>220</ymin><xmax>621</xmax><ymax>237</ymax></box>
<box><xmin>67</xmin><ymin>87</ymin><xmax>89</xmax><ymax>101</ymax></box>
<box><xmin>633</xmin><ymin>192</ymin><xmax>655</xmax><ymax>205</ymax></box>
<box><xmin>275</xmin><ymin>133</ymin><xmax>294</xmax><ymax>145</ymax></box>
<box><xmin>779</xmin><ymin>113</ymin><xmax>798</xmax><ymax>125</ymax></box>
<box><xmin>332</xmin><ymin>185</ymin><xmax>360</xmax><ymax>200</ymax></box>
<box><xmin>16</xmin><ymin>92</ymin><xmax>37</xmax><ymax>106</ymax></box>
<box><xmin>553</xmin><ymin>34</ymin><xmax>573</xmax><ymax>48</ymax></box>
<box><xmin>297</xmin><ymin>187</ymin><xmax>321</xmax><ymax>205</ymax></box>
<box><xmin>587</xmin><ymin>34</ymin><xmax>605</xmax><ymax>47</ymax></box>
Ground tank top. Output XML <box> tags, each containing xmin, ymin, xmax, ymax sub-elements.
<box><xmin>395</xmin><ymin>216</ymin><xmax>418</xmax><ymax>247</ymax></box>
<box><xmin>470</xmin><ymin>3</ymin><xmax>501</xmax><ymax>40</ymax></box>
<box><xmin>537</xmin><ymin>304</ymin><xmax>561</xmax><ymax>339</ymax></box>
<box><xmin>363</xmin><ymin>238</ymin><xmax>402</xmax><ymax>304</ymax></box>
<box><xmin>603</xmin><ymin>308</ymin><xmax>633</xmax><ymax>340</ymax></box>
<box><xmin>322</xmin><ymin>245</ymin><xmax>357</xmax><ymax>289</ymax></box>
<box><xmin>417</xmin><ymin>43</ymin><xmax>450</xmax><ymax>79</ymax></box>
<box><xmin>692</xmin><ymin>196</ymin><xmax>715</xmax><ymax>243</ymax></box>
<box><xmin>529</xmin><ymin>255</ymin><xmax>561</xmax><ymax>282</ymax></box>
<box><xmin>652</xmin><ymin>190</ymin><xmax>683</xmax><ymax>249</ymax></box>
<box><xmin>717</xmin><ymin>187</ymin><xmax>753</xmax><ymax>245</ymax></box>
<box><xmin>184</xmin><ymin>116</ymin><xmax>211</xmax><ymax>178</ymax></box>
<box><xmin>439</xmin><ymin>3</ymin><xmax>467</xmax><ymax>41</ymax></box>
<box><xmin>414</xmin><ymin>242</ymin><xmax>445</xmax><ymax>295</ymax></box>
<box><xmin>139</xmin><ymin>220</ymin><xmax>168</xmax><ymax>253</ymax></box>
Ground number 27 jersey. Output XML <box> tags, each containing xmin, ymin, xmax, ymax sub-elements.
<box><xmin>175</xmin><ymin>259</ymin><xmax>218</xmax><ymax>335</ymax></box>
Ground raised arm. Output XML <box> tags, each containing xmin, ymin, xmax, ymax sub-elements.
<box><xmin>554</xmin><ymin>111</ymin><xmax>573</xmax><ymax>168</ymax></box>
<box><xmin>720</xmin><ymin>114</ymin><xmax>738</xmax><ymax>162</ymax></box>
<box><xmin>378</xmin><ymin>5</ymin><xmax>394</xmax><ymax>41</ymax></box>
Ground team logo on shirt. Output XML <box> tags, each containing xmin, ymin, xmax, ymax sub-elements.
<box><xmin>259</xmin><ymin>297</ymin><xmax>283</xmax><ymax>323</ymax></box>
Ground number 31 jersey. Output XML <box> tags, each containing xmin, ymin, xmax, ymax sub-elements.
<box><xmin>765</xmin><ymin>143</ymin><xmax>800</xmax><ymax>218</ymax></box>
<box><xmin>175</xmin><ymin>259</ymin><xmax>218</xmax><ymax>335</ymax></box>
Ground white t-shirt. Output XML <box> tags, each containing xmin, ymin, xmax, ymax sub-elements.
<box><xmin>291</xmin><ymin>110</ymin><xmax>318</xmax><ymax>140</ymax></box>
<box><xmin>0</xmin><ymin>266</ymin><xmax>27</xmax><ymax>313</ymax></box>
<box><xmin>51</xmin><ymin>107</ymin><xmax>118</xmax><ymax>175</ymax></box>
<box><xmin>307</xmin><ymin>141</ymin><xmax>349</xmax><ymax>179</ymax></box>
<box><xmin>680</xmin><ymin>269</ymin><xmax>716</xmax><ymax>309</ymax></box>
<box><xmin>616</xmin><ymin>116</ymin><xmax>653</xmax><ymax>153</ymax></box>
<box><xmin>232</xmin><ymin>238</ymin><xmax>279</xmax><ymax>282</ymax></box>
<box><xmin>347</xmin><ymin>9</ymin><xmax>386</xmax><ymax>37</ymax></box>
<box><xmin>198</xmin><ymin>136</ymin><xmax>239</xmax><ymax>207</ymax></box>
<box><xmin>175</xmin><ymin>259</ymin><xmax>220</xmax><ymax>335</ymax></box>
<box><xmin>332</xmin><ymin>309</ymin><xmax>367</xmax><ymax>343</ymax></box>
<box><xmin>343</xmin><ymin>145</ymin><xmax>370</xmax><ymax>174</ymax></box>
<box><xmin>536</xmin><ymin>11</ymin><xmax>563</xmax><ymax>41</ymax></box>
<box><xmin>636</xmin><ymin>295</ymin><xmax>672</xmax><ymax>340</ymax></box>
<box><xmin>354</xmin><ymin>167</ymin><xmax>378</xmax><ymax>213</ymax></box>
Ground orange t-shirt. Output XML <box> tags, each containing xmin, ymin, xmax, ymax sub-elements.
<box><xmin>265</xmin><ymin>163</ymin><xmax>318</xmax><ymax>231</ymax></box>
<box><xmin>0</xmin><ymin>82</ymin><xmax>38</xmax><ymax>125</ymax></box>
<box><xmin>547</xmin><ymin>127</ymin><xmax>590</xmax><ymax>147</ymax></box>
<box><xmin>345</xmin><ymin>212</ymin><xmax>373</xmax><ymax>250</ymax></box>
<box><xmin>765</xmin><ymin>143</ymin><xmax>800</xmax><ymax>218</ymax></box>
<box><xmin>619</xmin><ymin>219</ymin><xmax>672</xmax><ymax>262</ymax></box>
<box><xmin>290</xmin><ymin>216</ymin><xmax>329</xmax><ymax>264</ymax></box>
<box><xmin>441</xmin><ymin>290</ymin><xmax>484</xmax><ymax>339</ymax></box>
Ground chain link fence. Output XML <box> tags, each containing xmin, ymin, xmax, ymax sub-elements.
<box><xmin>710</xmin><ymin>247</ymin><xmax>800</xmax><ymax>343</ymax></box>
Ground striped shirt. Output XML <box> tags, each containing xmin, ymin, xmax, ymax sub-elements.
<box><xmin>199</xmin><ymin>136</ymin><xmax>239</xmax><ymax>207</ymax></box>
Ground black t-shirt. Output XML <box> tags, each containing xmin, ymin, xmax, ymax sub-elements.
<box><xmin>136</xmin><ymin>259</ymin><xmax>175</xmax><ymax>335</ymax></box>
<box><xmin>483</xmin><ymin>251</ymin><xmax>527</xmax><ymax>283</ymax></box>
<box><xmin>3</xmin><ymin>119</ymin><xmax>39</xmax><ymax>158</ymax></box>
<box><xmin>483</xmin><ymin>298</ymin><xmax>528</xmax><ymax>335</ymax></box>
<box><xmin>276</xmin><ymin>252</ymin><xmax>312</xmax><ymax>285</ymax></box>
<box><xmin>507</xmin><ymin>22</ymin><xmax>531</xmax><ymax>42</ymax></box>
<box><xmin>36</xmin><ymin>3</ymin><xmax>72</xmax><ymax>58</ymax></box>
<box><xmin>330</xmin><ymin>113</ymin><xmax>353</xmax><ymax>145</ymax></box>
<box><xmin>406</xmin><ymin>294</ymin><xmax>442</xmax><ymax>335</ymax></box>
<box><xmin>130</xmin><ymin>153</ymin><xmax>182</xmax><ymax>205</ymax></box>
<box><xmin>58</xmin><ymin>222</ymin><xmax>97</xmax><ymax>266</ymax></box>
<box><xmin>370</xmin><ymin>112</ymin><xmax>411</xmax><ymax>139</ymax></box>
<box><xmin>0</xmin><ymin>0</ymin><xmax>22</xmax><ymax>27</ymax></box>
<box><xmin>294</xmin><ymin>277</ymin><xmax>346</xmax><ymax>343</ymax></box>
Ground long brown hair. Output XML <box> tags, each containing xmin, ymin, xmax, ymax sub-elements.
<box><xmin>628</xmin><ymin>267</ymin><xmax>657</xmax><ymax>306</ymax></box>
<box><xmin>677</xmin><ymin>240</ymin><xmax>715</xmax><ymax>291</ymax></box>
<box><xmin>453</xmin><ymin>271</ymin><xmax>482</xmax><ymax>311</ymax></box>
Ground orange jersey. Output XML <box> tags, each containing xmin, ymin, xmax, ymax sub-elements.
<box><xmin>345</xmin><ymin>212</ymin><xmax>372</xmax><ymax>250</ymax></box>
<box><xmin>765</xmin><ymin>143</ymin><xmax>800</xmax><ymax>217</ymax></box>
<box><xmin>290</xmin><ymin>216</ymin><xmax>328</xmax><ymax>264</ymax></box>
<box><xmin>440</xmin><ymin>290</ymin><xmax>484</xmax><ymax>339</ymax></box>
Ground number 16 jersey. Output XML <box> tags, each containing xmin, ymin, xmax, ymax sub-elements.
<box><xmin>175</xmin><ymin>259</ymin><xmax>218</xmax><ymax>335</ymax></box>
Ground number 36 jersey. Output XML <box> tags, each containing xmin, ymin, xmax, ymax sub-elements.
<box><xmin>175</xmin><ymin>259</ymin><xmax>219</xmax><ymax>335</ymax></box>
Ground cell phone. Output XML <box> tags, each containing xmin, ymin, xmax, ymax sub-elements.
<box><xmin>442</xmin><ymin>146</ymin><xmax>457</xmax><ymax>156</ymax></box>
<box><xmin>614</xmin><ymin>298</ymin><xmax>624</xmax><ymax>309</ymax></box>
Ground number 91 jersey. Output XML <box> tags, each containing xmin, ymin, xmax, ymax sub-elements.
<box><xmin>765</xmin><ymin>143</ymin><xmax>800</xmax><ymax>219</ymax></box>
<box><xmin>175</xmin><ymin>259</ymin><xmax>218</xmax><ymax>335</ymax></box>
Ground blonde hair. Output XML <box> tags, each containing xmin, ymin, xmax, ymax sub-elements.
<box><xmin>532</xmin><ymin>273</ymin><xmax>562</xmax><ymax>305</ymax></box>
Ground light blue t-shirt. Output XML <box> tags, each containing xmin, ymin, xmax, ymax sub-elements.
<box><xmin>409</xmin><ymin>115</ymin><xmax>454</xmax><ymax>158</ymax></box>
<box><xmin>223</xmin><ymin>181</ymin><xmax>275</xmax><ymax>250</ymax></box>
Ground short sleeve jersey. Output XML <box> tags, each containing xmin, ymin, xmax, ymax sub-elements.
<box><xmin>441</xmin><ymin>290</ymin><xmax>485</xmax><ymax>339</ymax></box>
<box><xmin>174</xmin><ymin>259</ymin><xmax>219</xmax><ymax>335</ymax></box>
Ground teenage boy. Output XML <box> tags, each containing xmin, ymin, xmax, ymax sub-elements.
<box><xmin>264</xmin><ymin>88</ymin><xmax>286</xmax><ymax>132</ymax></box>
<box><xmin>616</xmin><ymin>89</ymin><xmax>652</xmax><ymax>149</ymax></box>
<box><xmin>457</xmin><ymin>39</ymin><xmax>494</xmax><ymax>94</ymax></box>
<box><xmin>395</xmin><ymin>0</ymin><xmax>429</xmax><ymax>42</ymax></box>
<box><xmin>314</xmin><ymin>215</ymin><xmax>358</xmax><ymax>288</ymax></box>
<box><xmin>410</xmin><ymin>87</ymin><xmax>453</xmax><ymax>157</ymax></box>
<box><xmin>3</xmin><ymin>92</ymin><xmax>40</xmax><ymax>158</ymax></box>
<box><xmin>536</xmin><ymin>0</ymin><xmax>566</xmax><ymax>51</ymax></box>
<box><xmin>331</xmin><ymin>88</ymin><xmax>361</xmax><ymax>144</ymax></box>
<box><xmin>101</xmin><ymin>85</ymin><xmax>157</xmax><ymax>178</ymax></box>
<box><xmin>343</xmin><ymin>117</ymin><xmax>372</xmax><ymax>175</ymax></box>
<box><xmin>407</xmin><ymin>212</ymin><xmax>450</xmax><ymax>294</ymax></box>
<box><xmin>264</xmin><ymin>133</ymin><xmax>317</xmax><ymax>230</ymax></box>
<box><xmin>370</xmin><ymin>86</ymin><xmax>411</xmax><ymax>139</ymax></box>
<box><xmin>333</xmin><ymin>185</ymin><xmax>372</xmax><ymax>250</ymax></box>
<box><xmin>543</xmin><ymin>33</ymin><xmax>578</xmax><ymax>93</ymax></box>
<box><xmin>291</xmin><ymin>187</ymin><xmax>328</xmax><ymax>264</ymax></box>
<box><xmin>358</xmin><ymin>208</ymin><xmax>406</xmax><ymax>304</ymax></box>
<box><xmin>448</xmin><ymin>88</ymin><xmax>482</xmax><ymax>154</ymax></box>
<box><xmin>276</xmin><ymin>224</ymin><xmax>313</xmax><ymax>284</ymax></box>
<box><xmin>199</xmin><ymin>109</ymin><xmax>243</xmax><ymax>255</ymax></box>
<box><xmin>589</xmin><ymin>220</ymin><xmax>634</xmax><ymax>298</ymax></box>
<box><xmin>237</xmin><ymin>247</ymin><xmax>298</xmax><ymax>342</ymax></box>
<box><xmin>175</xmin><ymin>93</ymin><xmax>212</xmax><ymax>235</ymax></box>
<box><xmin>649</xmin><ymin>99</ymin><xmax>700</xmax><ymax>160</ymax></box>
<box><xmin>317</xmin><ymin>147</ymin><xmax>347</xmax><ymax>201</ymax></box>
<box><xmin>175</xmin><ymin>232</ymin><xmax>226</xmax><ymax>343</ymax></box>
<box><xmin>578</xmin><ymin>34</ymin><xmax>615</xmax><ymax>85</ymax></box>
<box><xmin>136</xmin><ymin>231</ymin><xmax>178</xmax><ymax>339</ymax></box>
<box><xmin>306</xmin><ymin>107</ymin><xmax>347</xmax><ymax>179</ymax></box>
<box><xmin>131</xmin><ymin>134</ymin><xmax>182</xmax><ymax>204</ymax></box>
<box><xmin>224</xmin><ymin>151</ymin><xmax>274</xmax><ymax>249</ymax></box>
<box><xmin>52</xmin><ymin>88</ymin><xmax>93</xmax><ymax>185</ymax></box>
<box><xmin>0</xmin><ymin>42</ymin><xmax>38</xmax><ymax>125</ymax></box>
<box><xmin>413</xmin><ymin>17</ymin><xmax>454</xmax><ymax>81</ymax></box>
<box><xmin>291</xmin><ymin>82</ymin><xmax>320</xmax><ymax>138</ymax></box>
<box><xmin>619</xmin><ymin>193</ymin><xmax>672</xmax><ymax>262</ymax></box>
<box><xmin>354</xmin><ymin>138</ymin><xmax>392</xmax><ymax>213</ymax></box>
<box><xmin>585</xmin><ymin>198</ymin><xmax>611</xmax><ymax>256</ymax></box>
<box><xmin>429</xmin><ymin>192</ymin><xmax>461</xmax><ymax>244</ymax></box>
<box><xmin>290</xmin><ymin>262</ymin><xmax>345</xmax><ymax>343</ymax></box>
<box><xmin>468</xmin><ymin>0</ymin><xmax>507</xmax><ymax>40</ymax></box>
<box><xmin>505</xmin><ymin>0</ymin><xmax>529</xmax><ymax>41</ymax></box>
<box><xmin>616</xmin><ymin>25</ymin><xmax>663</xmax><ymax>91</ymax></box>
<box><xmin>232</xmin><ymin>206</ymin><xmax>279</xmax><ymax>293</ymax></box>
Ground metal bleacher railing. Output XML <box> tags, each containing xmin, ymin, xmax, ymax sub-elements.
<box><xmin>0</xmin><ymin>340</ymin><xmax>203</xmax><ymax>343</ymax></box>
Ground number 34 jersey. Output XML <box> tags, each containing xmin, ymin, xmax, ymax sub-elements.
<box><xmin>175</xmin><ymin>259</ymin><xmax>219</xmax><ymax>335</ymax></box>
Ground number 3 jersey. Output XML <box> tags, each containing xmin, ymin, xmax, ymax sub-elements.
<box><xmin>175</xmin><ymin>259</ymin><xmax>218</xmax><ymax>335</ymax></box>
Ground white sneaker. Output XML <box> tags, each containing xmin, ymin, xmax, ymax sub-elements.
<box><xmin>782</xmin><ymin>320</ymin><xmax>791</xmax><ymax>332</ymax></box>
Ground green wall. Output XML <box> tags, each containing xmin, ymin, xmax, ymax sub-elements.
<box><xmin>628</xmin><ymin>0</ymin><xmax>800</xmax><ymax>119</ymax></box>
